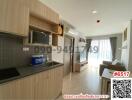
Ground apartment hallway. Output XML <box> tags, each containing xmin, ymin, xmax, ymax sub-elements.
<box><xmin>57</xmin><ymin>64</ymin><xmax>101</xmax><ymax>100</ymax></box>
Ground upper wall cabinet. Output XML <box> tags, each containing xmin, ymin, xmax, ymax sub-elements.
<box><xmin>23</xmin><ymin>0</ymin><xmax>59</xmax><ymax>24</ymax></box>
<box><xmin>0</xmin><ymin>0</ymin><xmax>59</xmax><ymax>37</ymax></box>
<box><xmin>0</xmin><ymin>0</ymin><xmax>29</xmax><ymax>36</ymax></box>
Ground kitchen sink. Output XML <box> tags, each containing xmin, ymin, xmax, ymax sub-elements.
<box><xmin>45</xmin><ymin>62</ymin><xmax>60</xmax><ymax>67</ymax></box>
<box><xmin>0</xmin><ymin>68</ymin><xmax>20</xmax><ymax>80</ymax></box>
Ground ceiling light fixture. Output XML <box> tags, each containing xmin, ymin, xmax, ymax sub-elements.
<box><xmin>92</xmin><ymin>10</ymin><xmax>97</xmax><ymax>14</ymax></box>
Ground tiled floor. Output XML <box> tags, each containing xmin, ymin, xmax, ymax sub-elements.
<box><xmin>57</xmin><ymin>64</ymin><xmax>101</xmax><ymax>100</ymax></box>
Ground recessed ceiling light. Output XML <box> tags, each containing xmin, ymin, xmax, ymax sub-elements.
<box><xmin>92</xmin><ymin>10</ymin><xmax>97</xmax><ymax>14</ymax></box>
<box><xmin>97</xmin><ymin>20</ymin><xmax>101</xmax><ymax>23</ymax></box>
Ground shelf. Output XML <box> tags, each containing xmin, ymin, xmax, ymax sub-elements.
<box><xmin>29</xmin><ymin>25</ymin><xmax>56</xmax><ymax>34</ymax></box>
<box><xmin>29</xmin><ymin>15</ymin><xmax>58</xmax><ymax>34</ymax></box>
<box><xmin>52</xmin><ymin>34</ymin><xmax>58</xmax><ymax>46</ymax></box>
<box><xmin>24</xmin><ymin>43</ymin><xmax>52</xmax><ymax>47</ymax></box>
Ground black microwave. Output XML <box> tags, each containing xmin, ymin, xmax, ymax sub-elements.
<box><xmin>29</xmin><ymin>30</ymin><xmax>51</xmax><ymax>45</ymax></box>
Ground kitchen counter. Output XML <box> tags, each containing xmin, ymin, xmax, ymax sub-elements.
<box><xmin>0</xmin><ymin>62</ymin><xmax>63</xmax><ymax>84</ymax></box>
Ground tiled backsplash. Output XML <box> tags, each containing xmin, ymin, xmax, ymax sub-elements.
<box><xmin>0</xmin><ymin>33</ymin><xmax>51</xmax><ymax>69</ymax></box>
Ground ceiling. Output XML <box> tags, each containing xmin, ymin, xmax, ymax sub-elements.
<box><xmin>40</xmin><ymin>0</ymin><xmax>132</xmax><ymax>36</ymax></box>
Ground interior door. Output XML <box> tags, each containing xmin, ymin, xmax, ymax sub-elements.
<box><xmin>71</xmin><ymin>38</ymin><xmax>74</xmax><ymax>72</ymax></box>
<box><xmin>64</xmin><ymin>36</ymin><xmax>72</xmax><ymax>76</ymax></box>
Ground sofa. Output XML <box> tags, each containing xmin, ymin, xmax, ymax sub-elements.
<box><xmin>99</xmin><ymin>60</ymin><xmax>126</xmax><ymax>76</ymax></box>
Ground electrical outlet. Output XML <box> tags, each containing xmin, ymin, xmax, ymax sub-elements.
<box><xmin>23</xmin><ymin>47</ymin><xmax>29</xmax><ymax>51</ymax></box>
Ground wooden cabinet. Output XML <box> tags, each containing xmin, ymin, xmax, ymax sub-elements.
<box><xmin>32</xmin><ymin>1</ymin><xmax>59</xmax><ymax>24</ymax></box>
<box><xmin>34</xmin><ymin>66</ymin><xmax>63</xmax><ymax>100</ymax></box>
<box><xmin>29</xmin><ymin>15</ymin><xmax>57</xmax><ymax>33</ymax></box>
<box><xmin>0</xmin><ymin>75</ymin><xmax>34</xmax><ymax>100</ymax></box>
<box><xmin>23</xmin><ymin>0</ymin><xmax>59</xmax><ymax>24</ymax></box>
<box><xmin>0</xmin><ymin>0</ymin><xmax>29</xmax><ymax>36</ymax></box>
<box><xmin>0</xmin><ymin>66</ymin><xmax>63</xmax><ymax>100</ymax></box>
<box><xmin>75</xmin><ymin>63</ymin><xmax>81</xmax><ymax>72</ymax></box>
<box><xmin>34</xmin><ymin>70</ymin><xmax>50</xmax><ymax>100</ymax></box>
<box><xmin>48</xmin><ymin>66</ymin><xmax>63</xmax><ymax>99</ymax></box>
<box><xmin>0</xmin><ymin>0</ymin><xmax>59</xmax><ymax>36</ymax></box>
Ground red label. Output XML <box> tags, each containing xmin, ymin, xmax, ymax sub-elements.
<box><xmin>113</xmin><ymin>71</ymin><xmax>130</xmax><ymax>77</ymax></box>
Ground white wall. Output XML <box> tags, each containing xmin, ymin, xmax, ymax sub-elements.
<box><xmin>52</xmin><ymin>36</ymin><xmax>64</xmax><ymax>63</ymax></box>
<box><xmin>128</xmin><ymin>21</ymin><xmax>132</xmax><ymax>71</ymax></box>
<box><xmin>121</xmin><ymin>20</ymin><xmax>132</xmax><ymax>71</ymax></box>
<box><xmin>115</xmin><ymin>34</ymin><xmax>122</xmax><ymax>61</ymax></box>
<box><xmin>121</xmin><ymin>41</ymin><xmax>129</xmax><ymax>69</ymax></box>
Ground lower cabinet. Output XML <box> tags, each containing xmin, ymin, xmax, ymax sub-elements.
<box><xmin>34</xmin><ymin>70</ymin><xmax>50</xmax><ymax>100</ymax></box>
<box><xmin>0</xmin><ymin>66</ymin><xmax>63</xmax><ymax>100</ymax></box>
<box><xmin>0</xmin><ymin>74</ymin><xmax>34</xmax><ymax>100</ymax></box>
<box><xmin>48</xmin><ymin>66</ymin><xmax>63</xmax><ymax>99</ymax></box>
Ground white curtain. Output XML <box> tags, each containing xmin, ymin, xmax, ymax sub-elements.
<box><xmin>88</xmin><ymin>39</ymin><xmax>112</xmax><ymax>66</ymax></box>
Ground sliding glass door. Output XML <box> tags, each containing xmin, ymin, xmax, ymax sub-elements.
<box><xmin>88</xmin><ymin>39</ymin><xmax>112</xmax><ymax>67</ymax></box>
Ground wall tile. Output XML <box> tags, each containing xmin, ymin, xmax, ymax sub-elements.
<box><xmin>0</xmin><ymin>33</ymin><xmax>51</xmax><ymax>69</ymax></box>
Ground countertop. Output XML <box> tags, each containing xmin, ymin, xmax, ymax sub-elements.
<box><xmin>102</xmin><ymin>68</ymin><xmax>115</xmax><ymax>79</ymax></box>
<box><xmin>0</xmin><ymin>62</ymin><xmax>63</xmax><ymax>84</ymax></box>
